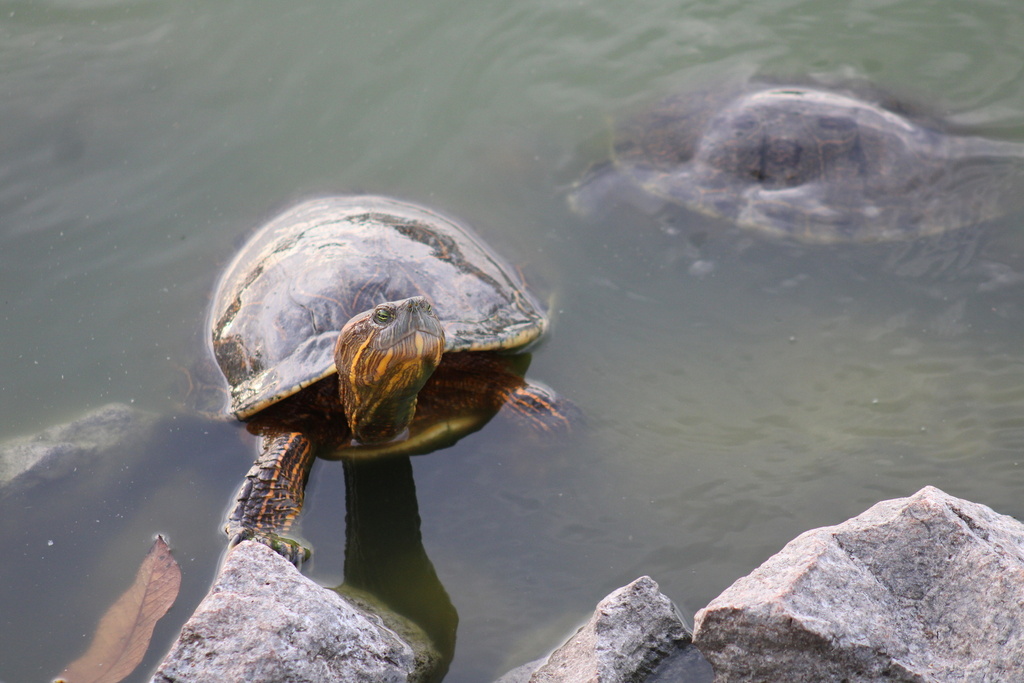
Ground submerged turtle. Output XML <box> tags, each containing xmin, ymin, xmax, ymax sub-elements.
<box><xmin>570</xmin><ymin>82</ymin><xmax>1024</xmax><ymax>244</ymax></box>
<box><xmin>209</xmin><ymin>195</ymin><xmax>571</xmax><ymax>564</ymax></box>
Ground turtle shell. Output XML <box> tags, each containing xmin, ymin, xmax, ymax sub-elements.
<box><xmin>571</xmin><ymin>83</ymin><xmax>1024</xmax><ymax>243</ymax></box>
<box><xmin>209</xmin><ymin>195</ymin><xmax>547</xmax><ymax>419</ymax></box>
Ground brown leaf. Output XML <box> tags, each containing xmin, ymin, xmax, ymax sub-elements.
<box><xmin>54</xmin><ymin>535</ymin><xmax>182</xmax><ymax>683</ymax></box>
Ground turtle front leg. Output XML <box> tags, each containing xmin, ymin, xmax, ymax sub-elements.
<box><xmin>500</xmin><ymin>380</ymin><xmax>583</xmax><ymax>434</ymax></box>
<box><xmin>225</xmin><ymin>430</ymin><xmax>315</xmax><ymax>566</ymax></box>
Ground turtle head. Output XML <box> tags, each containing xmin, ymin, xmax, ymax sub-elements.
<box><xmin>335</xmin><ymin>296</ymin><xmax>445</xmax><ymax>445</ymax></box>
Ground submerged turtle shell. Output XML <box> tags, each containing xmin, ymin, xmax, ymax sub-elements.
<box><xmin>571</xmin><ymin>83</ymin><xmax>1024</xmax><ymax>243</ymax></box>
<box><xmin>209</xmin><ymin>195</ymin><xmax>547</xmax><ymax>419</ymax></box>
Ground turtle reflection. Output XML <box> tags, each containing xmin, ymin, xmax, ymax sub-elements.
<box><xmin>334</xmin><ymin>455</ymin><xmax>458</xmax><ymax>679</ymax></box>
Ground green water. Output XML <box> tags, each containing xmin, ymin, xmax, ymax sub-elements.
<box><xmin>2</xmin><ymin>1</ymin><xmax>1024</xmax><ymax>681</ymax></box>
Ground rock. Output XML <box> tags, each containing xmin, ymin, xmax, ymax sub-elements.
<box><xmin>643</xmin><ymin>644</ymin><xmax>716</xmax><ymax>683</ymax></box>
<box><xmin>153</xmin><ymin>540</ymin><xmax>442</xmax><ymax>683</ymax></box>
<box><xmin>0</xmin><ymin>402</ymin><xmax>158</xmax><ymax>491</ymax></box>
<box><xmin>494</xmin><ymin>659</ymin><xmax>545</xmax><ymax>683</ymax></box>
<box><xmin>693</xmin><ymin>485</ymin><xmax>1024</xmax><ymax>682</ymax></box>
<box><xmin>496</xmin><ymin>576</ymin><xmax>708</xmax><ymax>683</ymax></box>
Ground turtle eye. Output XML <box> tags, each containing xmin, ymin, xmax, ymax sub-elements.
<box><xmin>373</xmin><ymin>307</ymin><xmax>394</xmax><ymax>325</ymax></box>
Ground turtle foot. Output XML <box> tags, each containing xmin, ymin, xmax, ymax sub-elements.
<box><xmin>503</xmin><ymin>380</ymin><xmax>584</xmax><ymax>434</ymax></box>
<box><xmin>227</xmin><ymin>525</ymin><xmax>312</xmax><ymax>567</ymax></box>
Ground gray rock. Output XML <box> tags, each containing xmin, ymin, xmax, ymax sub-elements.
<box><xmin>494</xmin><ymin>659</ymin><xmax>545</xmax><ymax>683</ymax></box>
<box><xmin>153</xmin><ymin>540</ymin><xmax>441</xmax><ymax>683</ymax></box>
<box><xmin>505</xmin><ymin>576</ymin><xmax>698</xmax><ymax>683</ymax></box>
<box><xmin>693</xmin><ymin>485</ymin><xmax>1024</xmax><ymax>682</ymax></box>
<box><xmin>643</xmin><ymin>644</ymin><xmax>715</xmax><ymax>683</ymax></box>
<box><xmin>0</xmin><ymin>402</ymin><xmax>157</xmax><ymax>491</ymax></box>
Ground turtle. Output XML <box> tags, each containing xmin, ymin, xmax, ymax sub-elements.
<box><xmin>208</xmin><ymin>195</ymin><xmax>572</xmax><ymax>564</ymax></box>
<box><xmin>569</xmin><ymin>82</ymin><xmax>1024</xmax><ymax>244</ymax></box>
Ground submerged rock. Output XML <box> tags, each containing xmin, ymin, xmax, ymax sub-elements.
<box><xmin>0</xmin><ymin>402</ymin><xmax>158</xmax><ymax>491</ymax></box>
<box><xmin>497</xmin><ymin>575</ymin><xmax>712</xmax><ymax>683</ymax></box>
<box><xmin>692</xmin><ymin>485</ymin><xmax>1024</xmax><ymax>681</ymax></box>
<box><xmin>153</xmin><ymin>540</ymin><xmax>441</xmax><ymax>683</ymax></box>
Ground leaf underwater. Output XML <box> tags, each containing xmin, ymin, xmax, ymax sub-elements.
<box><xmin>54</xmin><ymin>535</ymin><xmax>182</xmax><ymax>683</ymax></box>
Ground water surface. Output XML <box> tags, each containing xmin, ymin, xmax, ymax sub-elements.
<box><xmin>2</xmin><ymin>1</ymin><xmax>1024</xmax><ymax>681</ymax></box>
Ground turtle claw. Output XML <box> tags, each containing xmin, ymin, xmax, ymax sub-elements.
<box><xmin>227</xmin><ymin>525</ymin><xmax>312</xmax><ymax>567</ymax></box>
